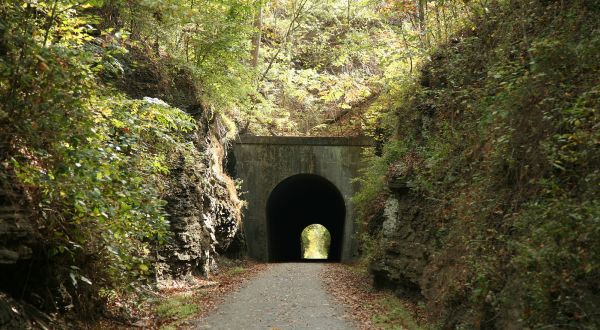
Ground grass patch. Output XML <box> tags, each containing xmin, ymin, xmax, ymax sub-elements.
<box><xmin>372</xmin><ymin>295</ymin><xmax>423</xmax><ymax>330</ymax></box>
<box><xmin>155</xmin><ymin>294</ymin><xmax>200</xmax><ymax>320</ymax></box>
<box><xmin>347</xmin><ymin>259</ymin><xmax>371</xmax><ymax>275</ymax></box>
<box><xmin>159</xmin><ymin>326</ymin><xmax>177</xmax><ymax>330</ymax></box>
<box><xmin>226</xmin><ymin>266</ymin><xmax>246</xmax><ymax>276</ymax></box>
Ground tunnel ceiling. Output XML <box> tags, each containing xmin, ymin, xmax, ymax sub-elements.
<box><xmin>266</xmin><ymin>174</ymin><xmax>346</xmax><ymax>262</ymax></box>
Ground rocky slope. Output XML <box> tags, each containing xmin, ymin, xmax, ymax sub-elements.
<box><xmin>362</xmin><ymin>1</ymin><xmax>600</xmax><ymax>328</ymax></box>
<box><xmin>114</xmin><ymin>44</ymin><xmax>245</xmax><ymax>282</ymax></box>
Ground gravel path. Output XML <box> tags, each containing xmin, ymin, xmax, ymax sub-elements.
<box><xmin>192</xmin><ymin>263</ymin><xmax>356</xmax><ymax>330</ymax></box>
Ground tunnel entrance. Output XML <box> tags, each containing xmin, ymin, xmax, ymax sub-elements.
<box><xmin>267</xmin><ymin>174</ymin><xmax>345</xmax><ymax>262</ymax></box>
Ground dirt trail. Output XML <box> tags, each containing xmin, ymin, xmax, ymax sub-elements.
<box><xmin>192</xmin><ymin>263</ymin><xmax>356</xmax><ymax>330</ymax></box>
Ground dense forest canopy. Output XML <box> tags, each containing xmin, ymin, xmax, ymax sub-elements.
<box><xmin>247</xmin><ymin>0</ymin><xmax>471</xmax><ymax>136</ymax></box>
<box><xmin>1</xmin><ymin>0</ymin><xmax>599</xmax><ymax>328</ymax></box>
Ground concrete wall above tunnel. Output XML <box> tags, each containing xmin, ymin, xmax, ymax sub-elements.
<box><xmin>232</xmin><ymin>136</ymin><xmax>372</xmax><ymax>262</ymax></box>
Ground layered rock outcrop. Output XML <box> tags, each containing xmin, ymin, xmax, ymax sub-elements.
<box><xmin>157</xmin><ymin>131</ymin><xmax>243</xmax><ymax>281</ymax></box>
<box><xmin>0</xmin><ymin>171</ymin><xmax>34</xmax><ymax>266</ymax></box>
<box><xmin>369</xmin><ymin>179</ymin><xmax>435</xmax><ymax>299</ymax></box>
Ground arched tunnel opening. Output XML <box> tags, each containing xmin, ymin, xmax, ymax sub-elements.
<box><xmin>267</xmin><ymin>174</ymin><xmax>345</xmax><ymax>262</ymax></box>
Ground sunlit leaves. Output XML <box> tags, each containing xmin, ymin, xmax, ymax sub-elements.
<box><xmin>120</xmin><ymin>0</ymin><xmax>256</xmax><ymax>108</ymax></box>
<box><xmin>301</xmin><ymin>224</ymin><xmax>331</xmax><ymax>259</ymax></box>
<box><xmin>251</xmin><ymin>0</ymin><xmax>406</xmax><ymax>135</ymax></box>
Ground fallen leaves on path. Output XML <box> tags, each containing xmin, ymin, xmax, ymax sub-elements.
<box><xmin>321</xmin><ymin>263</ymin><xmax>429</xmax><ymax>330</ymax></box>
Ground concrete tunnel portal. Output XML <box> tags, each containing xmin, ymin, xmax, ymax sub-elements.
<box><xmin>266</xmin><ymin>174</ymin><xmax>345</xmax><ymax>262</ymax></box>
<box><xmin>232</xmin><ymin>135</ymin><xmax>372</xmax><ymax>262</ymax></box>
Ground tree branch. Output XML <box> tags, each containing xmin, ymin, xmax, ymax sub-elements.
<box><xmin>259</xmin><ymin>0</ymin><xmax>310</xmax><ymax>82</ymax></box>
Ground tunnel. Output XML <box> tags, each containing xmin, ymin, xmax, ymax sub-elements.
<box><xmin>266</xmin><ymin>174</ymin><xmax>346</xmax><ymax>262</ymax></box>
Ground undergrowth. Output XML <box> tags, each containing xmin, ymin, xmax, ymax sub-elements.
<box><xmin>372</xmin><ymin>295</ymin><xmax>425</xmax><ymax>330</ymax></box>
<box><xmin>358</xmin><ymin>0</ymin><xmax>600</xmax><ymax>328</ymax></box>
<box><xmin>155</xmin><ymin>294</ymin><xmax>200</xmax><ymax>320</ymax></box>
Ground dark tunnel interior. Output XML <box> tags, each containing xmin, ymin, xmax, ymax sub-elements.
<box><xmin>266</xmin><ymin>174</ymin><xmax>346</xmax><ymax>262</ymax></box>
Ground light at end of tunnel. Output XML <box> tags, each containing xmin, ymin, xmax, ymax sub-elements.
<box><xmin>301</xmin><ymin>224</ymin><xmax>331</xmax><ymax>259</ymax></box>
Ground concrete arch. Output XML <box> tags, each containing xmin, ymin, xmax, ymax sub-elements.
<box><xmin>266</xmin><ymin>174</ymin><xmax>345</xmax><ymax>262</ymax></box>
<box><xmin>233</xmin><ymin>136</ymin><xmax>372</xmax><ymax>262</ymax></box>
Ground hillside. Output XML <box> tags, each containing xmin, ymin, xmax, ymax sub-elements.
<box><xmin>357</xmin><ymin>0</ymin><xmax>600</xmax><ymax>328</ymax></box>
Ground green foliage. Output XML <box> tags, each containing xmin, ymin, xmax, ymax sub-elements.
<box><xmin>372</xmin><ymin>296</ymin><xmax>424</xmax><ymax>330</ymax></box>
<box><xmin>155</xmin><ymin>294</ymin><xmax>200</xmax><ymax>320</ymax></box>
<box><xmin>0</xmin><ymin>0</ymin><xmax>206</xmax><ymax>311</ymax></box>
<box><xmin>114</xmin><ymin>0</ymin><xmax>256</xmax><ymax>110</ymax></box>
<box><xmin>353</xmin><ymin>140</ymin><xmax>407</xmax><ymax>217</ymax></box>
<box><xmin>248</xmin><ymin>0</ymin><xmax>411</xmax><ymax>136</ymax></box>
<box><xmin>1</xmin><ymin>0</ymin><xmax>251</xmax><ymax>320</ymax></box>
<box><xmin>357</xmin><ymin>0</ymin><xmax>600</xmax><ymax>328</ymax></box>
<box><xmin>508</xmin><ymin>198</ymin><xmax>600</xmax><ymax>327</ymax></box>
<box><xmin>10</xmin><ymin>95</ymin><xmax>197</xmax><ymax>285</ymax></box>
<box><xmin>226</xmin><ymin>266</ymin><xmax>246</xmax><ymax>276</ymax></box>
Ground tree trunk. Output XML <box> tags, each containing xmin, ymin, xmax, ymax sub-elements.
<box><xmin>260</xmin><ymin>0</ymin><xmax>309</xmax><ymax>81</ymax></box>
<box><xmin>251</xmin><ymin>6</ymin><xmax>262</xmax><ymax>68</ymax></box>
<box><xmin>416</xmin><ymin>0</ymin><xmax>427</xmax><ymax>45</ymax></box>
<box><xmin>347</xmin><ymin>0</ymin><xmax>351</xmax><ymax>25</ymax></box>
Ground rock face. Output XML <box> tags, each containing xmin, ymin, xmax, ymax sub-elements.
<box><xmin>0</xmin><ymin>178</ymin><xmax>34</xmax><ymax>266</ymax></box>
<box><xmin>0</xmin><ymin>292</ymin><xmax>54</xmax><ymax>329</ymax></box>
<box><xmin>369</xmin><ymin>181</ymin><xmax>435</xmax><ymax>299</ymax></box>
<box><xmin>0</xmin><ymin>213</ymin><xmax>33</xmax><ymax>265</ymax></box>
<box><xmin>0</xmin><ymin>172</ymin><xmax>53</xmax><ymax>326</ymax></box>
<box><xmin>157</xmin><ymin>132</ymin><xmax>243</xmax><ymax>281</ymax></box>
